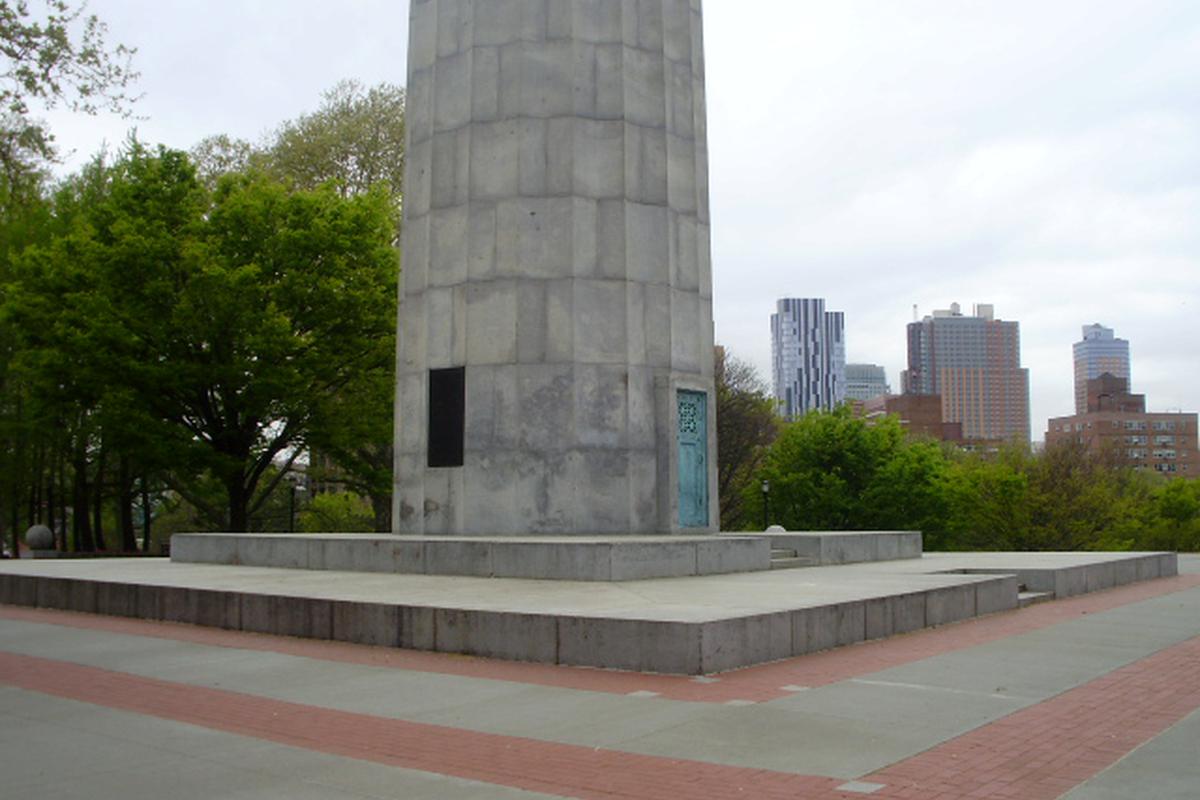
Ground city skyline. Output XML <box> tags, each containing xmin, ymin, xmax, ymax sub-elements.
<box><xmin>36</xmin><ymin>1</ymin><xmax>1200</xmax><ymax>440</ymax></box>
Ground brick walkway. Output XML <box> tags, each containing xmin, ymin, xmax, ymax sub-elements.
<box><xmin>3</xmin><ymin>632</ymin><xmax>1200</xmax><ymax>799</ymax></box>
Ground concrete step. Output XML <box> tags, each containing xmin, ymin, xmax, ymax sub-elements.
<box><xmin>771</xmin><ymin>556</ymin><xmax>819</xmax><ymax>570</ymax></box>
<box><xmin>170</xmin><ymin>534</ymin><xmax>773</xmax><ymax>581</ymax></box>
<box><xmin>771</xmin><ymin>549</ymin><xmax>799</xmax><ymax>559</ymax></box>
<box><xmin>1018</xmin><ymin>590</ymin><xmax>1055</xmax><ymax>607</ymax></box>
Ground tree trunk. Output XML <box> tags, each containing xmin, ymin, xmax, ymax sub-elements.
<box><xmin>371</xmin><ymin>492</ymin><xmax>391</xmax><ymax>533</ymax></box>
<box><xmin>226</xmin><ymin>475</ymin><xmax>248</xmax><ymax>533</ymax></box>
<box><xmin>57</xmin><ymin>452</ymin><xmax>69</xmax><ymax>552</ymax></box>
<box><xmin>9</xmin><ymin>491</ymin><xmax>17</xmax><ymax>558</ymax></box>
<box><xmin>31</xmin><ymin>442</ymin><xmax>42</xmax><ymax>526</ymax></box>
<box><xmin>140</xmin><ymin>476</ymin><xmax>152</xmax><ymax>553</ymax></box>
<box><xmin>45</xmin><ymin>472</ymin><xmax>57</xmax><ymax>549</ymax></box>
<box><xmin>118</xmin><ymin>457</ymin><xmax>138</xmax><ymax>552</ymax></box>
<box><xmin>93</xmin><ymin>445</ymin><xmax>107</xmax><ymax>551</ymax></box>
<box><xmin>72</xmin><ymin>448</ymin><xmax>94</xmax><ymax>552</ymax></box>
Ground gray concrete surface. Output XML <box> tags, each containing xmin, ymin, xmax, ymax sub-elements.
<box><xmin>3</xmin><ymin>590</ymin><xmax>1195</xmax><ymax>780</ymax></box>
<box><xmin>0</xmin><ymin>689</ymin><xmax>559</xmax><ymax>800</ymax></box>
<box><xmin>1</xmin><ymin>555</ymin><xmax>1197</xmax><ymax>797</ymax></box>
<box><xmin>1063</xmin><ymin>708</ymin><xmax>1200</xmax><ymax>800</ymax></box>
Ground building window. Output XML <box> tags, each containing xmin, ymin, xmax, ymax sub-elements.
<box><xmin>428</xmin><ymin>367</ymin><xmax>466</xmax><ymax>468</ymax></box>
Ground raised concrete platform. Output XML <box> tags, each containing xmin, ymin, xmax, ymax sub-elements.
<box><xmin>0</xmin><ymin>551</ymin><xmax>1178</xmax><ymax>675</ymax></box>
<box><xmin>171</xmin><ymin>534</ymin><xmax>771</xmax><ymax>581</ymax></box>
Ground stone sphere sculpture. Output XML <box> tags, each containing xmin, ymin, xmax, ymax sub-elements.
<box><xmin>766</xmin><ymin>525</ymin><xmax>788</xmax><ymax>533</ymax></box>
<box><xmin>25</xmin><ymin>524</ymin><xmax>54</xmax><ymax>550</ymax></box>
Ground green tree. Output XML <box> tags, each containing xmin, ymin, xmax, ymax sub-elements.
<box><xmin>9</xmin><ymin>144</ymin><xmax>399</xmax><ymax>532</ymax></box>
<box><xmin>0</xmin><ymin>0</ymin><xmax>138</xmax><ymax>181</ymax></box>
<box><xmin>1024</xmin><ymin>441</ymin><xmax>1144</xmax><ymax>551</ymax></box>
<box><xmin>942</xmin><ymin>448</ymin><xmax>1033</xmax><ymax>551</ymax></box>
<box><xmin>860</xmin><ymin>437</ymin><xmax>951</xmax><ymax>540</ymax></box>
<box><xmin>298</xmin><ymin>491</ymin><xmax>374</xmax><ymax>533</ymax></box>
<box><xmin>265</xmin><ymin>80</ymin><xmax>405</xmax><ymax>208</ymax></box>
<box><xmin>189</xmin><ymin>133</ymin><xmax>255</xmax><ymax>188</ymax></box>
<box><xmin>259</xmin><ymin>79</ymin><xmax>405</xmax><ymax>531</ymax></box>
<box><xmin>1137</xmin><ymin>477</ymin><xmax>1200</xmax><ymax>552</ymax></box>
<box><xmin>715</xmin><ymin>346</ymin><xmax>777</xmax><ymax>530</ymax></box>
<box><xmin>755</xmin><ymin>406</ymin><xmax>949</xmax><ymax>532</ymax></box>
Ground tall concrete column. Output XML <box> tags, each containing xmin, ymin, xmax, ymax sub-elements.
<box><xmin>394</xmin><ymin>0</ymin><xmax>717</xmax><ymax>535</ymax></box>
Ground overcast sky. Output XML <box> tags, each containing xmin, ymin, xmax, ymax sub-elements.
<box><xmin>44</xmin><ymin>1</ymin><xmax>1200</xmax><ymax>440</ymax></box>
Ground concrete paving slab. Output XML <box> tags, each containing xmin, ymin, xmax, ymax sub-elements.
<box><xmin>407</xmin><ymin>686</ymin><xmax>713</xmax><ymax>749</ymax></box>
<box><xmin>613</xmin><ymin>703</ymin><xmax>959</xmax><ymax>779</ymax></box>
<box><xmin>0</xmin><ymin>617</ymin><xmax>551</xmax><ymax>721</ymax></box>
<box><xmin>855</xmin><ymin>588</ymin><xmax>1200</xmax><ymax>701</ymax></box>
<box><xmin>1</xmin><ymin>689</ymin><xmax>559</xmax><ymax>800</ymax></box>
<box><xmin>1063</xmin><ymin>708</ymin><xmax>1200</xmax><ymax>800</ymax></box>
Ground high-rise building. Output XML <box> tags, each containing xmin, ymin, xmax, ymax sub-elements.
<box><xmin>771</xmin><ymin>298</ymin><xmax>845</xmax><ymax>419</ymax></box>
<box><xmin>845</xmin><ymin>363</ymin><xmax>890</xmax><ymax>402</ymax></box>
<box><xmin>1073</xmin><ymin>324</ymin><xmax>1130</xmax><ymax>415</ymax></box>
<box><xmin>902</xmin><ymin>303</ymin><xmax>1030</xmax><ymax>442</ymax></box>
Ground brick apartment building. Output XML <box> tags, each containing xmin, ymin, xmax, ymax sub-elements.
<box><xmin>862</xmin><ymin>394</ymin><xmax>964</xmax><ymax>442</ymax></box>
<box><xmin>1046</xmin><ymin>374</ymin><xmax>1197</xmax><ymax>476</ymax></box>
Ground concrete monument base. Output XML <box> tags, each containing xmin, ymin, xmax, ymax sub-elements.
<box><xmin>171</xmin><ymin>533</ymin><xmax>770</xmax><ymax>581</ymax></box>
<box><xmin>0</xmin><ymin>549</ymin><xmax>1178</xmax><ymax>675</ymax></box>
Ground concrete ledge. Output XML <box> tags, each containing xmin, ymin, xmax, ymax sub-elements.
<box><xmin>944</xmin><ymin>552</ymin><xmax>1178</xmax><ymax>599</ymax></box>
<box><xmin>170</xmin><ymin>534</ymin><xmax>773</xmax><ymax>581</ymax></box>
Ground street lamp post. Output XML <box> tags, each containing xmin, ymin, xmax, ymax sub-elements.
<box><xmin>761</xmin><ymin>479</ymin><xmax>770</xmax><ymax>530</ymax></box>
<box><xmin>287</xmin><ymin>473</ymin><xmax>307</xmax><ymax>533</ymax></box>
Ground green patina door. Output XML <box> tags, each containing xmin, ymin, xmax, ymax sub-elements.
<box><xmin>677</xmin><ymin>390</ymin><xmax>708</xmax><ymax>528</ymax></box>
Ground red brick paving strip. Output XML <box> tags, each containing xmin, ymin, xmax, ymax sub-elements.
<box><xmin>0</xmin><ymin>651</ymin><xmax>844</xmax><ymax>800</ymax></box>
<box><xmin>4</xmin><ymin>633</ymin><xmax>1200</xmax><ymax>799</ymax></box>
<box><xmin>3</xmin><ymin>573</ymin><xmax>1199</xmax><ymax>704</ymax></box>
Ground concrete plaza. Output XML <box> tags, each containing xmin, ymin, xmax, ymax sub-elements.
<box><xmin>2</xmin><ymin>554</ymin><xmax>1199</xmax><ymax>798</ymax></box>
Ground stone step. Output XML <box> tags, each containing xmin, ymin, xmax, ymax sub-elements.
<box><xmin>770</xmin><ymin>548</ymin><xmax>799</xmax><ymax>559</ymax></box>
<box><xmin>1018</xmin><ymin>590</ymin><xmax>1056</xmax><ymax>608</ymax></box>
<box><xmin>770</xmin><ymin>556</ymin><xmax>819</xmax><ymax>570</ymax></box>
